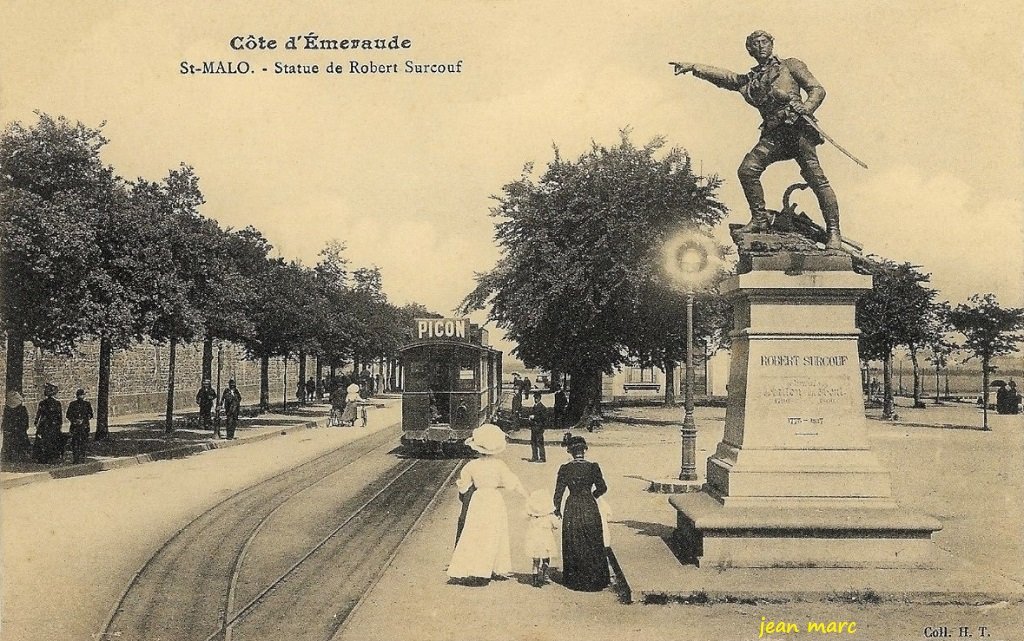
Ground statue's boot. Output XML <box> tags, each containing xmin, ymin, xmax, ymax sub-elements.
<box><xmin>735</xmin><ymin>210</ymin><xmax>770</xmax><ymax>234</ymax></box>
<box><xmin>824</xmin><ymin>210</ymin><xmax>843</xmax><ymax>250</ymax></box>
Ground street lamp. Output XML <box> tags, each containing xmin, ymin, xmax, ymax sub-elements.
<box><xmin>662</xmin><ymin>231</ymin><xmax>722</xmax><ymax>482</ymax></box>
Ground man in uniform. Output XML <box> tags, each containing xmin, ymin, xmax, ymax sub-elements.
<box><xmin>195</xmin><ymin>379</ymin><xmax>218</xmax><ymax>432</ymax></box>
<box><xmin>221</xmin><ymin>379</ymin><xmax>242</xmax><ymax>440</ymax></box>
<box><xmin>673</xmin><ymin>31</ymin><xmax>843</xmax><ymax>249</ymax></box>
<box><xmin>66</xmin><ymin>388</ymin><xmax>94</xmax><ymax>464</ymax></box>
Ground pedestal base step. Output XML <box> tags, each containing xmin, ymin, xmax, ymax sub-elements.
<box><xmin>670</xmin><ymin>491</ymin><xmax>942</xmax><ymax>569</ymax></box>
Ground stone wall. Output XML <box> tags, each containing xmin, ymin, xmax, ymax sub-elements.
<box><xmin>1</xmin><ymin>339</ymin><xmax>314</xmax><ymax>417</ymax></box>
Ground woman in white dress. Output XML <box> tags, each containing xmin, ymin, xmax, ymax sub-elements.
<box><xmin>447</xmin><ymin>424</ymin><xmax>528</xmax><ymax>584</ymax></box>
<box><xmin>339</xmin><ymin>383</ymin><xmax>362</xmax><ymax>426</ymax></box>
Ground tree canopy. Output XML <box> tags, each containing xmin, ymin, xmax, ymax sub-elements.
<box><xmin>462</xmin><ymin>131</ymin><xmax>729</xmax><ymax>420</ymax></box>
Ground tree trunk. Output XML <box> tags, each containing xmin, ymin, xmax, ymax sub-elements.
<box><xmin>298</xmin><ymin>349</ymin><xmax>306</xmax><ymax>405</ymax></box>
<box><xmin>260</xmin><ymin>355</ymin><xmax>270</xmax><ymax>410</ymax></box>
<box><xmin>910</xmin><ymin>347</ymin><xmax>925</xmax><ymax>408</ymax></box>
<box><xmin>882</xmin><ymin>351</ymin><xmax>895</xmax><ymax>420</ymax></box>
<box><xmin>981</xmin><ymin>357</ymin><xmax>990</xmax><ymax>430</ymax></box>
<box><xmin>4</xmin><ymin>331</ymin><xmax>24</xmax><ymax>395</ymax></box>
<box><xmin>95</xmin><ymin>335</ymin><xmax>112</xmax><ymax>440</ymax></box>
<box><xmin>565</xmin><ymin>369</ymin><xmax>602</xmax><ymax>427</ymax></box>
<box><xmin>202</xmin><ymin>333</ymin><xmax>214</xmax><ymax>383</ymax></box>
<box><xmin>164</xmin><ymin>337</ymin><xmax>177</xmax><ymax>434</ymax></box>
<box><xmin>663</xmin><ymin>359</ymin><xmax>677</xmax><ymax>405</ymax></box>
<box><xmin>282</xmin><ymin>355</ymin><xmax>288</xmax><ymax>412</ymax></box>
<box><xmin>934</xmin><ymin>362</ymin><xmax>941</xmax><ymax>404</ymax></box>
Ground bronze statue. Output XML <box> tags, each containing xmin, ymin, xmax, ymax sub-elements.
<box><xmin>672</xmin><ymin>31</ymin><xmax>847</xmax><ymax>250</ymax></box>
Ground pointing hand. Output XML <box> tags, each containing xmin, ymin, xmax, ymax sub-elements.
<box><xmin>670</xmin><ymin>61</ymin><xmax>695</xmax><ymax>75</ymax></box>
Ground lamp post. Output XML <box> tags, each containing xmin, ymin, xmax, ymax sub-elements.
<box><xmin>663</xmin><ymin>232</ymin><xmax>721</xmax><ymax>484</ymax></box>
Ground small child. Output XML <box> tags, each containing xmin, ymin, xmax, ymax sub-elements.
<box><xmin>525</xmin><ymin>489</ymin><xmax>560</xmax><ymax>587</ymax></box>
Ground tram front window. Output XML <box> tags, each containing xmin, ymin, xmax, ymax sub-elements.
<box><xmin>427</xmin><ymin>389</ymin><xmax>451</xmax><ymax>425</ymax></box>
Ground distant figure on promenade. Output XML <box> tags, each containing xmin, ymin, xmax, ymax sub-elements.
<box><xmin>995</xmin><ymin>381</ymin><xmax>1010</xmax><ymax>414</ymax></box>
<box><xmin>329</xmin><ymin>383</ymin><xmax>346</xmax><ymax>426</ymax></box>
<box><xmin>195</xmin><ymin>380</ymin><xmax>218</xmax><ymax>430</ymax></box>
<box><xmin>529</xmin><ymin>392</ymin><xmax>548</xmax><ymax>463</ymax></box>
<box><xmin>511</xmin><ymin>374</ymin><xmax>523</xmax><ymax>430</ymax></box>
<box><xmin>554</xmin><ymin>436</ymin><xmax>610</xmax><ymax>592</ymax></box>
<box><xmin>525</xmin><ymin>489</ymin><xmax>560</xmax><ymax>587</ymax></box>
<box><xmin>447</xmin><ymin>424</ymin><xmax>527</xmax><ymax>585</ymax></box>
<box><xmin>359</xmin><ymin>367</ymin><xmax>373</xmax><ymax>397</ymax></box>
<box><xmin>2</xmin><ymin>391</ymin><xmax>32</xmax><ymax>463</ymax></box>
<box><xmin>1009</xmin><ymin>381</ymin><xmax>1021</xmax><ymax>415</ymax></box>
<box><xmin>66</xmin><ymin>388</ymin><xmax>94</xmax><ymax>464</ymax></box>
<box><xmin>305</xmin><ymin>377</ymin><xmax>316</xmax><ymax>403</ymax></box>
<box><xmin>315</xmin><ymin>377</ymin><xmax>325</xmax><ymax>401</ymax></box>
<box><xmin>221</xmin><ymin>379</ymin><xmax>242</xmax><ymax>440</ymax></box>
<box><xmin>553</xmin><ymin>385</ymin><xmax>568</xmax><ymax>429</ymax></box>
<box><xmin>522</xmin><ymin>376</ymin><xmax>532</xmax><ymax>400</ymax></box>
<box><xmin>33</xmin><ymin>383</ymin><xmax>64</xmax><ymax>464</ymax></box>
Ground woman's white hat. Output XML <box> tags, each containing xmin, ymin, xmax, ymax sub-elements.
<box><xmin>526</xmin><ymin>489</ymin><xmax>554</xmax><ymax>517</ymax></box>
<box><xmin>465</xmin><ymin>423</ymin><xmax>507</xmax><ymax>455</ymax></box>
<box><xmin>346</xmin><ymin>383</ymin><xmax>360</xmax><ymax>393</ymax></box>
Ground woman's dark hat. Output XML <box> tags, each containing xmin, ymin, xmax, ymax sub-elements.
<box><xmin>565</xmin><ymin>435</ymin><xmax>588</xmax><ymax>451</ymax></box>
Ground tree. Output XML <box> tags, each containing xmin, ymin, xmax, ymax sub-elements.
<box><xmin>856</xmin><ymin>261</ymin><xmax>938</xmax><ymax>419</ymax></box>
<box><xmin>630</xmin><ymin>284</ymin><xmax>732</xmax><ymax>405</ymax></box>
<box><xmin>238</xmin><ymin>258</ymin><xmax>316</xmax><ymax>409</ymax></box>
<box><xmin>948</xmin><ymin>294</ymin><xmax>1024</xmax><ymax>430</ymax></box>
<box><xmin>0</xmin><ymin>113</ymin><xmax>118</xmax><ymax>396</ymax></box>
<box><xmin>127</xmin><ymin>171</ymin><xmax>209</xmax><ymax>431</ymax></box>
<box><xmin>462</xmin><ymin>132</ymin><xmax>727</xmax><ymax>426</ymax></box>
<box><xmin>924</xmin><ymin>307</ymin><xmax>957</xmax><ymax>404</ymax></box>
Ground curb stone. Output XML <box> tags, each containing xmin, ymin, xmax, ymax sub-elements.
<box><xmin>1</xmin><ymin>415</ymin><xmax>330</xmax><ymax>490</ymax></box>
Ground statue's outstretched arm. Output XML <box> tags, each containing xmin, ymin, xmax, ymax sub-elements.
<box><xmin>672</xmin><ymin>61</ymin><xmax>745</xmax><ymax>91</ymax></box>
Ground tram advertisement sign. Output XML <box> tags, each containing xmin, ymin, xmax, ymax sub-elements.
<box><xmin>414</xmin><ymin>318</ymin><xmax>470</xmax><ymax>341</ymax></box>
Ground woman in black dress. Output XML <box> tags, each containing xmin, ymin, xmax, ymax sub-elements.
<box><xmin>553</xmin><ymin>436</ymin><xmax>610</xmax><ymax>591</ymax></box>
<box><xmin>2</xmin><ymin>391</ymin><xmax>32</xmax><ymax>463</ymax></box>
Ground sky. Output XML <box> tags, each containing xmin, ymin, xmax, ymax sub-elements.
<box><xmin>2</xmin><ymin>1</ymin><xmax>1021</xmax><ymax>357</ymax></box>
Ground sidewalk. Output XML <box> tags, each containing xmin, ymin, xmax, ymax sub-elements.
<box><xmin>0</xmin><ymin>398</ymin><xmax>399</xmax><ymax>489</ymax></box>
<box><xmin>340</xmin><ymin>402</ymin><xmax>1023</xmax><ymax>641</ymax></box>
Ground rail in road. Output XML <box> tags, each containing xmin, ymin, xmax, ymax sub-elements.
<box><xmin>100</xmin><ymin>423</ymin><xmax>462</xmax><ymax>641</ymax></box>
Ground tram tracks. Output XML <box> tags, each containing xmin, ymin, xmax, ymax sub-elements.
<box><xmin>100</xmin><ymin>424</ymin><xmax>462</xmax><ymax>641</ymax></box>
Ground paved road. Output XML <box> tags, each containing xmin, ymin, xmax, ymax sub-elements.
<box><xmin>100</xmin><ymin>423</ymin><xmax>460</xmax><ymax>641</ymax></box>
<box><xmin>2</xmin><ymin>402</ymin><xmax>406</xmax><ymax>641</ymax></box>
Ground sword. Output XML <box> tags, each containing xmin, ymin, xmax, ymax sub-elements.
<box><xmin>801</xmin><ymin>115</ymin><xmax>868</xmax><ymax>169</ymax></box>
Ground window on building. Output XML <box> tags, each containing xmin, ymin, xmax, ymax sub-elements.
<box><xmin>626</xmin><ymin>367</ymin><xmax>657</xmax><ymax>384</ymax></box>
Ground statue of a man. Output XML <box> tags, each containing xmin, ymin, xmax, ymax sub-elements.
<box><xmin>673</xmin><ymin>31</ymin><xmax>842</xmax><ymax>249</ymax></box>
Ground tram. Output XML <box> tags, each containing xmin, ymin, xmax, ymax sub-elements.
<box><xmin>399</xmin><ymin>318</ymin><xmax>502</xmax><ymax>454</ymax></box>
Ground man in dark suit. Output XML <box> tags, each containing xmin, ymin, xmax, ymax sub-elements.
<box><xmin>529</xmin><ymin>392</ymin><xmax>547</xmax><ymax>462</ymax></box>
<box><xmin>34</xmin><ymin>383</ymin><xmax>64</xmax><ymax>463</ymax></box>
<box><xmin>553</xmin><ymin>385</ymin><xmax>568</xmax><ymax>429</ymax></box>
<box><xmin>66</xmin><ymin>388</ymin><xmax>94</xmax><ymax>464</ymax></box>
<box><xmin>222</xmin><ymin>379</ymin><xmax>242</xmax><ymax>439</ymax></box>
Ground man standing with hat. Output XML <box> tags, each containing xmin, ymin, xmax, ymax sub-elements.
<box><xmin>34</xmin><ymin>383</ymin><xmax>64</xmax><ymax>463</ymax></box>
<box><xmin>195</xmin><ymin>379</ymin><xmax>218</xmax><ymax>432</ymax></box>
<box><xmin>529</xmin><ymin>392</ymin><xmax>548</xmax><ymax>463</ymax></box>
<box><xmin>221</xmin><ymin>379</ymin><xmax>242</xmax><ymax>440</ymax></box>
<box><xmin>66</xmin><ymin>388</ymin><xmax>94</xmax><ymax>464</ymax></box>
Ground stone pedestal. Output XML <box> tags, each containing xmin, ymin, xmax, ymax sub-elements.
<box><xmin>672</xmin><ymin>248</ymin><xmax>941</xmax><ymax>568</ymax></box>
